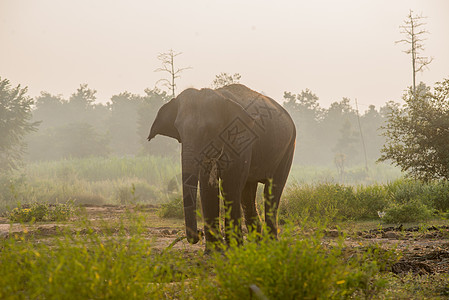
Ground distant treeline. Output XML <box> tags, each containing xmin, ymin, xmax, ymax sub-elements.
<box><xmin>283</xmin><ymin>89</ymin><xmax>393</xmax><ymax>166</ymax></box>
<box><xmin>26</xmin><ymin>84</ymin><xmax>179</xmax><ymax>161</ymax></box>
<box><xmin>26</xmin><ymin>84</ymin><xmax>394</xmax><ymax>166</ymax></box>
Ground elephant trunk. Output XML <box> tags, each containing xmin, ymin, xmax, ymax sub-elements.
<box><xmin>181</xmin><ymin>151</ymin><xmax>200</xmax><ymax>244</ymax></box>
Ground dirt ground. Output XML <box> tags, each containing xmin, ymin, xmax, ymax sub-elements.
<box><xmin>1</xmin><ymin>205</ymin><xmax>448</xmax><ymax>276</ymax></box>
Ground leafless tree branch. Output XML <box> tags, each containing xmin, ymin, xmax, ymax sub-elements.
<box><xmin>396</xmin><ymin>9</ymin><xmax>433</xmax><ymax>96</ymax></box>
<box><xmin>154</xmin><ymin>49</ymin><xmax>191</xmax><ymax>98</ymax></box>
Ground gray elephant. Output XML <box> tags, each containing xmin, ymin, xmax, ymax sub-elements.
<box><xmin>148</xmin><ymin>84</ymin><xmax>296</xmax><ymax>249</ymax></box>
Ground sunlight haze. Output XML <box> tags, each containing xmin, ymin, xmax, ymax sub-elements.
<box><xmin>1</xmin><ymin>0</ymin><xmax>448</xmax><ymax>109</ymax></box>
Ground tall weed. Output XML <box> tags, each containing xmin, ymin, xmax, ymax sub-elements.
<box><xmin>195</xmin><ymin>225</ymin><xmax>388</xmax><ymax>299</ymax></box>
<box><xmin>0</xmin><ymin>215</ymin><xmax>193</xmax><ymax>299</ymax></box>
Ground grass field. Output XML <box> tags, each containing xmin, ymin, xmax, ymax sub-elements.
<box><xmin>0</xmin><ymin>156</ymin><xmax>401</xmax><ymax>213</ymax></box>
<box><xmin>1</xmin><ymin>204</ymin><xmax>448</xmax><ymax>299</ymax></box>
<box><xmin>1</xmin><ymin>156</ymin><xmax>448</xmax><ymax>298</ymax></box>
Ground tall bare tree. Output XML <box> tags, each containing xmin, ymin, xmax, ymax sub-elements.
<box><xmin>396</xmin><ymin>10</ymin><xmax>433</xmax><ymax>95</ymax></box>
<box><xmin>155</xmin><ymin>49</ymin><xmax>191</xmax><ymax>98</ymax></box>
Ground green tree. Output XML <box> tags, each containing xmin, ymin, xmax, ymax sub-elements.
<box><xmin>106</xmin><ymin>92</ymin><xmax>142</xmax><ymax>155</ymax></box>
<box><xmin>360</xmin><ymin>105</ymin><xmax>386</xmax><ymax>162</ymax></box>
<box><xmin>211</xmin><ymin>72</ymin><xmax>242</xmax><ymax>89</ymax></box>
<box><xmin>379</xmin><ymin>79</ymin><xmax>449</xmax><ymax>180</ymax></box>
<box><xmin>32</xmin><ymin>92</ymin><xmax>67</xmax><ymax>129</ymax></box>
<box><xmin>69</xmin><ymin>83</ymin><xmax>97</xmax><ymax>110</ymax></box>
<box><xmin>27</xmin><ymin>84</ymin><xmax>110</xmax><ymax>161</ymax></box>
<box><xmin>333</xmin><ymin>119</ymin><xmax>359</xmax><ymax>160</ymax></box>
<box><xmin>0</xmin><ymin>77</ymin><xmax>40</xmax><ymax>171</ymax></box>
<box><xmin>283</xmin><ymin>89</ymin><xmax>323</xmax><ymax>164</ymax></box>
<box><xmin>320</xmin><ymin>98</ymin><xmax>359</xmax><ymax>164</ymax></box>
<box><xmin>55</xmin><ymin>122</ymin><xmax>109</xmax><ymax>158</ymax></box>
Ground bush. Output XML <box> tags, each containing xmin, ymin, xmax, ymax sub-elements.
<box><xmin>158</xmin><ymin>197</ymin><xmax>184</xmax><ymax>219</ymax></box>
<box><xmin>195</xmin><ymin>227</ymin><xmax>387</xmax><ymax>299</ymax></box>
<box><xmin>0</xmin><ymin>209</ymin><xmax>398</xmax><ymax>299</ymax></box>
<box><xmin>385</xmin><ymin>179</ymin><xmax>427</xmax><ymax>205</ymax></box>
<box><xmin>354</xmin><ymin>184</ymin><xmax>389</xmax><ymax>219</ymax></box>
<box><xmin>0</xmin><ymin>218</ymin><xmax>190</xmax><ymax>299</ymax></box>
<box><xmin>382</xmin><ymin>200</ymin><xmax>433</xmax><ymax>224</ymax></box>
<box><xmin>423</xmin><ymin>181</ymin><xmax>449</xmax><ymax>211</ymax></box>
<box><xmin>280</xmin><ymin>183</ymin><xmax>377</xmax><ymax>222</ymax></box>
<box><xmin>6</xmin><ymin>202</ymin><xmax>75</xmax><ymax>223</ymax></box>
<box><xmin>71</xmin><ymin>193</ymin><xmax>107</xmax><ymax>206</ymax></box>
<box><xmin>281</xmin><ymin>180</ymin><xmax>449</xmax><ymax>223</ymax></box>
<box><xmin>280</xmin><ymin>183</ymin><xmax>340</xmax><ymax>222</ymax></box>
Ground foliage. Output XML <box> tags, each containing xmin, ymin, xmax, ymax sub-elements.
<box><xmin>211</xmin><ymin>72</ymin><xmax>241</xmax><ymax>89</ymax></box>
<box><xmin>158</xmin><ymin>197</ymin><xmax>184</xmax><ymax>219</ymax></box>
<box><xmin>0</xmin><ymin>156</ymin><xmax>180</xmax><ymax>213</ymax></box>
<box><xmin>281</xmin><ymin>179</ymin><xmax>449</xmax><ymax>224</ymax></box>
<box><xmin>25</xmin><ymin>81</ymin><xmax>395</xmax><ymax>167</ymax></box>
<box><xmin>0</xmin><ymin>217</ymin><xmax>192</xmax><ymax>299</ymax></box>
<box><xmin>382</xmin><ymin>200</ymin><xmax>433</xmax><ymax>224</ymax></box>
<box><xmin>288</xmin><ymin>163</ymin><xmax>402</xmax><ymax>185</ymax></box>
<box><xmin>379</xmin><ymin>79</ymin><xmax>449</xmax><ymax>180</ymax></box>
<box><xmin>106</xmin><ymin>92</ymin><xmax>142</xmax><ymax>155</ymax></box>
<box><xmin>28</xmin><ymin>84</ymin><xmax>174</xmax><ymax>160</ymax></box>
<box><xmin>0</xmin><ymin>215</ymin><xmax>396</xmax><ymax>299</ymax></box>
<box><xmin>0</xmin><ymin>77</ymin><xmax>40</xmax><ymax>172</ymax></box>
<box><xmin>195</xmin><ymin>227</ymin><xmax>388</xmax><ymax>299</ymax></box>
<box><xmin>6</xmin><ymin>201</ymin><xmax>75</xmax><ymax>223</ymax></box>
<box><xmin>280</xmin><ymin>183</ymin><xmax>388</xmax><ymax>222</ymax></box>
<box><xmin>283</xmin><ymin>90</ymin><xmax>388</xmax><ymax>166</ymax></box>
<box><xmin>137</xmin><ymin>88</ymin><xmax>180</xmax><ymax>156</ymax></box>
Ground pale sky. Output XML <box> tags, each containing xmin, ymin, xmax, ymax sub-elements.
<box><xmin>1</xmin><ymin>0</ymin><xmax>448</xmax><ymax>110</ymax></box>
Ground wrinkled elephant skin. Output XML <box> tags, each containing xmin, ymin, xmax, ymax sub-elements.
<box><xmin>148</xmin><ymin>84</ymin><xmax>296</xmax><ymax>249</ymax></box>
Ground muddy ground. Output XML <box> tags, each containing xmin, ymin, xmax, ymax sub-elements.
<box><xmin>1</xmin><ymin>205</ymin><xmax>448</xmax><ymax>276</ymax></box>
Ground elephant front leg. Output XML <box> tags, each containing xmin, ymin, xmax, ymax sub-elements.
<box><xmin>199</xmin><ymin>174</ymin><xmax>221</xmax><ymax>250</ymax></box>
<box><xmin>221</xmin><ymin>178</ymin><xmax>244</xmax><ymax>246</ymax></box>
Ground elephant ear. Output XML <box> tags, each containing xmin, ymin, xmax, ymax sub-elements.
<box><xmin>148</xmin><ymin>98</ymin><xmax>181</xmax><ymax>142</ymax></box>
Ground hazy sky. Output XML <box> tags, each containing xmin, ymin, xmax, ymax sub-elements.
<box><xmin>1</xmin><ymin>0</ymin><xmax>448</xmax><ymax>110</ymax></box>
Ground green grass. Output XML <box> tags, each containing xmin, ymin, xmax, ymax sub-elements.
<box><xmin>0</xmin><ymin>156</ymin><xmax>181</xmax><ymax>213</ymax></box>
<box><xmin>6</xmin><ymin>201</ymin><xmax>76</xmax><ymax>223</ymax></box>
<box><xmin>0</xmin><ymin>215</ymin><xmax>192</xmax><ymax>299</ymax></box>
<box><xmin>1</xmin><ymin>156</ymin><xmax>449</xmax><ymax>298</ymax></box>
<box><xmin>288</xmin><ymin>162</ymin><xmax>403</xmax><ymax>185</ymax></box>
<box><xmin>0</xmin><ymin>212</ymin><xmax>404</xmax><ymax>299</ymax></box>
<box><xmin>280</xmin><ymin>179</ymin><xmax>449</xmax><ymax>224</ymax></box>
<box><xmin>195</xmin><ymin>225</ymin><xmax>394</xmax><ymax>299</ymax></box>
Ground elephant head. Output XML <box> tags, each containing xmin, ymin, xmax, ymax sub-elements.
<box><xmin>148</xmin><ymin>88</ymin><xmax>255</xmax><ymax>244</ymax></box>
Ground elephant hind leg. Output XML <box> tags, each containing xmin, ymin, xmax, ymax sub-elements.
<box><xmin>264</xmin><ymin>145</ymin><xmax>295</xmax><ymax>238</ymax></box>
<box><xmin>241</xmin><ymin>181</ymin><xmax>261</xmax><ymax>234</ymax></box>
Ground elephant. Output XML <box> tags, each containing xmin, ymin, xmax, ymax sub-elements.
<box><xmin>148</xmin><ymin>84</ymin><xmax>296</xmax><ymax>249</ymax></box>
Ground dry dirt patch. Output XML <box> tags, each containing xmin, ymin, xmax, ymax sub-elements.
<box><xmin>1</xmin><ymin>205</ymin><xmax>449</xmax><ymax>270</ymax></box>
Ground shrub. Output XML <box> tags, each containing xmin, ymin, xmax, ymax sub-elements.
<box><xmin>195</xmin><ymin>227</ymin><xmax>387</xmax><ymax>299</ymax></box>
<box><xmin>423</xmin><ymin>181</ymin><xmax>449</xmax><ymax>211</ymax></box>
<box><xmin>280</xmin><ymin>183</ymin><xmax>364</xmax><ymax>222</ymax></box>
<box><xmin>0</xmin><ymin>218</ymin><xmax>191</xmax><ymax>299</ymax></box>
<box><xmin>115</xmin><ymin>182</ymin><xmax>161</xmax><ymax>205</ymax></box>
<box><xmin>158</xmin><ymin>197</ymin><xmax>184</xmax><ymax>219</ymax></box>
<box><xmin>71</xmin><ymin>193</ymin><xmax>107</xmax><ymax>206</ymax></box>
<box><xmin>382</xmin><ymin>200</ymin><xmax>433</xmax><ymax>224</ymax></box>
<box><xmin>385</xmin><ymin>179</ymin><xmax>427</xmax><ymax>205</ymax></box>
<box><xmin>115</xmin><ymin>184</ymin><xmax>138</xmax><ymax>205</ymax></box>
<box><xmin>6</xmin><ymin>202</ymin><xmax>75</xmax><ymax>223</ymax></box>
<box><xmin>354</xmin><ymin>184</ymin><xmax>389</xmax><ymax>219</ymax></box>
